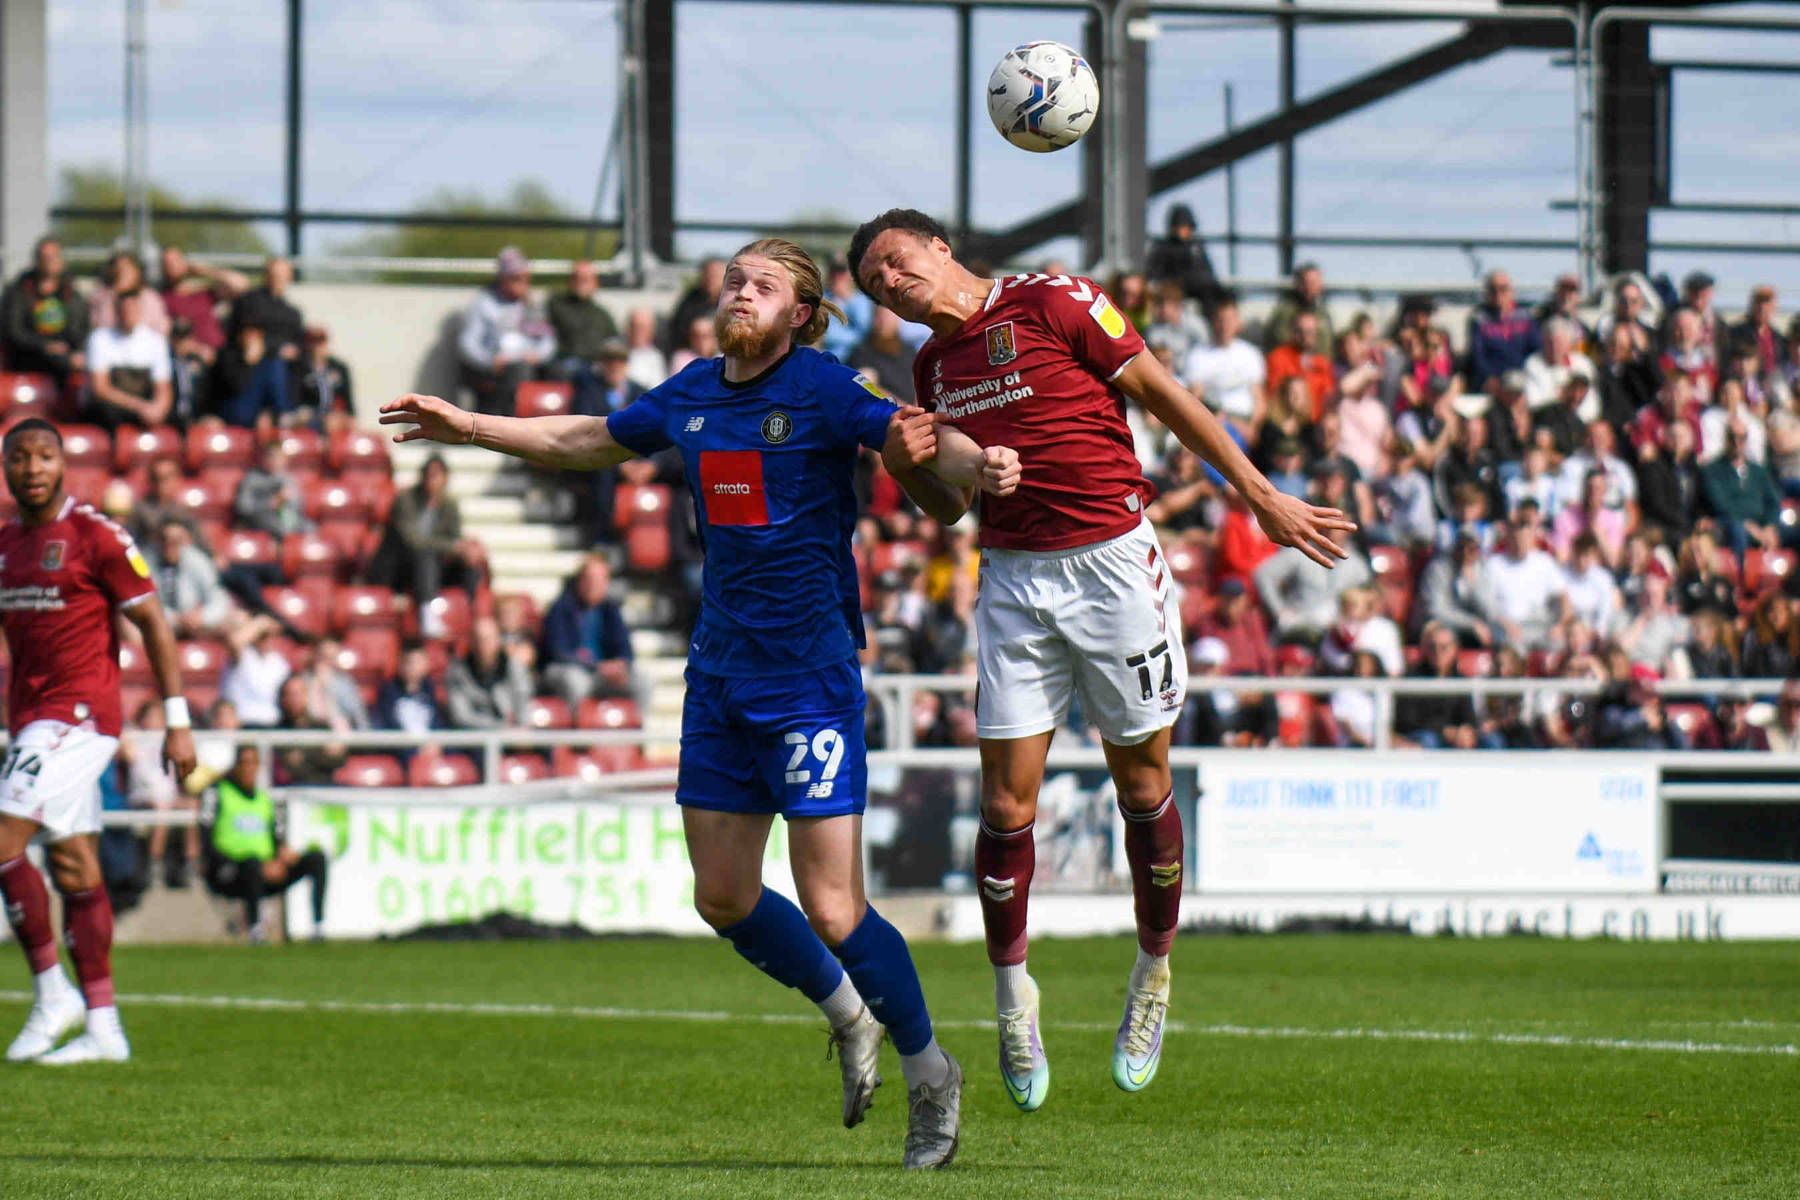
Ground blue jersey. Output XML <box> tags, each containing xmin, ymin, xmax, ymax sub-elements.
<box><xmin>607</xmin><ymin>347</ymin><xmax>896</xmax><ymax>678</ymax></box>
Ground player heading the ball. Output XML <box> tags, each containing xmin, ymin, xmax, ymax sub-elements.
<box><xmin>382</xmin><ymin>238</ymin><xmax>1025</xmax><ymax>1170</ymax></box>
<box><xmin>851</xmin><ymin>209</ymin><xmax>1355</xmax><ymax>1111</ymax></box>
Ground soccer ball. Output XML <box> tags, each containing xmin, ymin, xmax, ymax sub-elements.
<box><xmin>986</xmin><ymin>41</ymin><xmax>1101</xmax><ymax>153</ymax></box>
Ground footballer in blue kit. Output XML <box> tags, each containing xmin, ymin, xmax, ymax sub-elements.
<box><xmin>604</xmin><ymin>342</ymin><xmax>891</xmax><ymax>821</ymax></box>
<box><xmin>381</xmin><ymin>238</ymin><xmax>1021</xmax><ymax>1169</ymax></box>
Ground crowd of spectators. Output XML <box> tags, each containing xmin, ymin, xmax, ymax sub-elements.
<box><xmin>830</xmin><ymin>216</ymin><xmax>1800</xmax><ymax>753</ymax></box>
<box><xmin>7</xmin><ymin>225</ymin><xmax>1800</xmax><ymax>874</ymax></box>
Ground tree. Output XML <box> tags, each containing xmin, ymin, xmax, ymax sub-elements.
<box><xmin>328</xmin><ymin>180</ymin><xmax>618</xmax><ymax>281</ymax></box>
<box><xmin>51</xmin><ymin>166</ymin><xmax>272</xmax><ymax>258</ymax></box>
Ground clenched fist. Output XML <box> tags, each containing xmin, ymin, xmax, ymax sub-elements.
<box><xmin>980</xmin><ymin>446</ymin><xmax>1022</xmax><ymax>497</ymax></box>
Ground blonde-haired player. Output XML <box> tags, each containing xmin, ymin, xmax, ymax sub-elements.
<box><xmin>383</xmin><ymin>238</ymin><xmax>1021</xmax><ymax>1169</ymax></box>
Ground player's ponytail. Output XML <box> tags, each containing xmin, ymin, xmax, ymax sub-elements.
<box><xmin>732</xmin><ymin>237</ymin><xmax>844</xmax><ymax>347</ymax></box>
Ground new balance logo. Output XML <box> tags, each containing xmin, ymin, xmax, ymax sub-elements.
<box><xmin>684</xmin><ymin>416</ymin><xmax>705</xmax><ymax>432</ymax></box>
<box><xmin>804</xmin><ymin>782</ymin><xmax>835</xmax><ymax>800</ymax></box>
<box><xmin>980</xmin><ymin>875</ymin><xmax>1016</xmax><ymax>902</ymax></box>
<box><xmin>1150</xmin><ymin>863</ymin><xmax>1182</xmax><ymax>888</ymax></box>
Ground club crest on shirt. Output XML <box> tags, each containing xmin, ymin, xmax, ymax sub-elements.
<box><xmin>761</xmin><ymin>411</ymin><xmax>793</xmax><ymax>444</ymax></box>
<box><xmin>986</xmin><ymin>322</ymin><xmax>1018</xmax><ymax>366</ymax></box>
<box><xmin>40</xmin><ymin>541</ymin><xmax>65</xmax><ymax>571</ymax></box>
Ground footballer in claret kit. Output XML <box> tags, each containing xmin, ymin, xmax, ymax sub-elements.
<box><xmin>0</xmin><ymin>418</ymin><xmax>196</xmax><ymax>1064</ymax></box>
<box><xmin>852</xmin><ymin>209</ymin><xmax>1356</xmax><ymax>1111</ymax></box>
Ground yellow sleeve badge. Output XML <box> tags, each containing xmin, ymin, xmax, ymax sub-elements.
<box><xmin>855</xmin><ymin>374</ymin><xmax>891</xmax><ymax>400</ymax></box>
<box><xmin>127</xmin><ymin>547</ymin><xmax>151</xmax><ymax>578</ymax></box>
<box><xmin>1088</xmin><ymin>294</ymin><xmax>1127</xmax><ymax>339</ymax></box>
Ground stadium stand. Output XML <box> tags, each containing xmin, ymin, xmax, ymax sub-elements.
<box><xmin>0</xmin><ymin>240</ymin><xmax>1794</xmax><ymax>803</ymax></box>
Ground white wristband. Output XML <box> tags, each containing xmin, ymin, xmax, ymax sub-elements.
<box><xmin>163</xmin><ymin>697</ymin><xmax>192</xmax><ymax>730</ymax></box>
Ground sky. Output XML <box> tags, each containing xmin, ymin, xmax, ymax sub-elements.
<box><xmin>42</xmin><ymin>0</ymin><xmax>1800</xmax><ymax>298</ymax></box>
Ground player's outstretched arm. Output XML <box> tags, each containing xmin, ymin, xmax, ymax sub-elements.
<box><xmin>379</xmin><ymin>393</ymin><xmax>637</xmax><ymax>471</ymax></box>
<box><xmin>1114</xmin><ymin>353</ymin><xmax>1357</xmax><ymax>568</ymax></box>
<box><xmin>881</xmin><ymin>407</ymin><xmax>975</xmax><ymax>525</ymax></box>
<box><xmin>120</xmin><ymin>594</ymin><xmax>198</xmax><ymax>781</ymax></box>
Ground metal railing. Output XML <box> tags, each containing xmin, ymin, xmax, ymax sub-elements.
<box><xmin>863</xmin><ymin>673</ymin><xmax>1800</xmax><ymax>751</ymax></box>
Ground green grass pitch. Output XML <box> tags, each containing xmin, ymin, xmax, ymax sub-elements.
<box><xmin>3</xmin><ymin>935</ymin><xmax>1797</xmax><ymax>1198</ymax></box>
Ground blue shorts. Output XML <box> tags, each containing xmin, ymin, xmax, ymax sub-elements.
<box><xmin>677</xmin><ymin>659</ymin><xmax>869</xmax><ymax>820</ymax></box>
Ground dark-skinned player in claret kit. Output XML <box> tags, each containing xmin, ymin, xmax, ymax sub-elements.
<box><xmin>0</xmin><ymin>418</ymin><xmax>196</xmax><ymax>1063</ymax></box>
<box><xmin>851</xmin><ymin>209</ymin><xmax>1356</xmax><ymax>1110</ymax></box>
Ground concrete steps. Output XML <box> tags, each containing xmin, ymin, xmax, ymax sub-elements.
<box><xmin>390</xmin><ymin>433</ymin><xmax>690</xmax><ymax>734</ymax></box>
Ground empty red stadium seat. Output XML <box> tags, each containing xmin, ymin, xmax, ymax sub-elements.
<box><xmin>0</xmin><ymin>373</ymin><xmax>58</xmax><ymax>410</ymax></box>
<box><xmin>423</xmin><ymin>589</ymin><xmax>472</xmax><ymax>641</ymax></box>
<box><xmin>120</xmin><ymin>684</ymin><xmax>157</xmax><ymax>725</ymax></box>
<box><xmin>272</xmin><ymin>427</ymin><xmax>326</xmax><ymax>472</ymax></box>
<box><xmin>307</xmin><ymin>479</ymin><xmax>369</xmax><ymax>524</ymax></box>
<box><xmin>174</xmin><ymin>477</ymin><xmax>232</xmax><ymax>521</ymax></box>
<box><xmin>340</xmin><ymin>628</ymin><xmax>401</xmax><ymax>683</ymax></box>
<box><xmin>263</xmin><ymin>583</ymin><xmax>334</xmax><ymax>638</ymax></box>
<box><xmin>1162</xmin><ymin>542</ymin><xmax>1207</xmax><ymax>588</ymax></box>
<box><xmin>524</xmin><ymin>696</ymin><xmax>573</xmax><ymax>730</ymax></box>
<box><xmin>408</xmin><ymin>751</ymin><xmax>480</xmax><ymax>789</ymax></box>
<box><xmin>515</xmin><ymin>382</ymin><xmax>574</xmax><ymax>419</ymax></box>
<box><xmin>333</xmin><ymin>585</ymin><xmax>401</xmax><ymax>635</ymax></box>
<box><xmin>176</xmin><ymin>640</ymin><xmax>228</xmax><ymax>683</ymax></box>
<box><xmin>282</xmin><ymin>531</ymin><xmax>341</xmax><ymax>580</ymax></box>
<box><xmin>62</xmin><ymin>466</ymin><xmax>112</xmax><ymax>506</ymax></box>
<box><xmin>58</xmin><ymin>425</ymin><xmax>112</xmax><ymax>469</ymax></box>
<box><xmin>187</xmin><ymin>424</ymin><xmax>257</xmax><ymax>472</ymax></box>
<box><xmin>1457</xmin><ymin>648</ymin><xmax>1494</xmax><ymax>679</ymax></box>
<box><xmin>114</xmin><ymin>426</ymin><xmax>182</xmax><ymax>473</ymax></box>
<box><xmin>577</xmin><ymin>697</ymin><xmax>643</xmax><ymax>730</ymax></box>
<box><xmin>1177</xmin><ymin>588</ymin><xmax>1209</xmax><ymax>634</ymax></box>
<box><xmin>330</xmin><ymin>429</ymin><xmax>391</xmax><ymax>476</ymax></box>
<box><xmin>553</xmin><ymin>744</ymin><xmax>648</xmax><ymax>781</ymax></box>
<box><xmin>1744</xmin><ymin>549</ymin><xmax>1797</xmax><ymax>596</ymax></box>
<box><xmin>314</xmin><ymin>520</ymin><xmax>372</xmax><ymax>575</ymax></box>
<box><xmin>1366</xmin><ymin>544</ymin><xmax>1408</xmax><ymax>580</ymax></box>
<box><xmin>368</xmin><ymin>478</ymin><xmax>398</xmax><ymax>524</ymax></box>
<box><xmin>626</xmin><ymin>522</ymin><xmax>671</xmax><ymax>572</ymax></box>
<box><xmin>499</xmin><ymin>753</ymin><xmax>552</xmax><ymax>784</ymax></box>
<box><xmin>613</xmin><ymin>482</ymin><xmax>671</xmax><ymax>531</ymax></box>
<box><xmin>335</xmin><ymin>755</ymin><xmax>405</xmax><ymax>788</ymax></box>
<box><xmin>118</xmin><ymin>640</ymin><xmax>154</xmax><ymax>685</ymax></box>
<box><xmin>199</xmin><ymin>463</ymin><xmax>246</xmax><ymax>504</ymax></box>
<box><xmin>221</xmin><ymin>528</ymin><xmax>279</xmax><ymax>567</ymax></box>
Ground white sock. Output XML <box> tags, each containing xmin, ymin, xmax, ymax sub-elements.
<box><xmin>899</xmin><ymin>1038</ymin><xmax>951</xmax><ymax>1091</ymax></box>
<box><xmin>1130</xmin><ymin>947</ymin><xmax>1170</xmax><ymax>992</ymax></box>
<box><xmin>85</xmin><ymin>1005</ymin><xmax>124</xmax><ymax>1042</ymax></box>
<box><xmin>32</xmin><ymin>964</ymin><xmax>73</xmax><ymax>1005</ymax></box>
<box><xmin>818</xmin><ymin>973</ymin><xmax>864</xmax><ymax>1030</ymax></box>
<box><xmin>994</xmin><ymin>961</ymin><xmax>1031</xmax><ymax>1012</ymax></box>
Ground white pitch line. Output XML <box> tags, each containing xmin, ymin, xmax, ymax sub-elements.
<box><xmin>3</xmin><ymin>990</ymin><xmax>1794</xmax><ymax>1058</ymax></box>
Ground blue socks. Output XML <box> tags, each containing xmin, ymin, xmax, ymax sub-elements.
<box><xmin>719</xmin><ymin>888</ymin><xmax>845</xmax><ymax>1005</ymax></box>
<box><xmin>832</xmin><ymin>906</ymin><xmax>934</xmax><ymax>1056</ymax></box>
<box><xmin>718</xmin><ymin>890</ymin><xmax>937</xmax><ymax>1064</ymax></box>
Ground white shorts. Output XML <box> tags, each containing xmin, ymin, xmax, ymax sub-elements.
<box><xmin>975</xmin><ymin>521</ymin><xmax>1188</xmax><ymax>745</ymax></box>
<box><xmin>0</xmin><ymin>721</ymin><xmax>121</xmax><ymax>843</ymax></box>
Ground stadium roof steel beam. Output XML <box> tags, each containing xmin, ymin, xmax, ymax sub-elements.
<box><xmin>970</xmin><ymin>8</ymin><xmax>1573</xmax><ymax>266</ymax></box>
<box><xmin>1587</xmin><ymin>6</ymin><xmax>1800</xmax><ymax>283</ymax></box>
